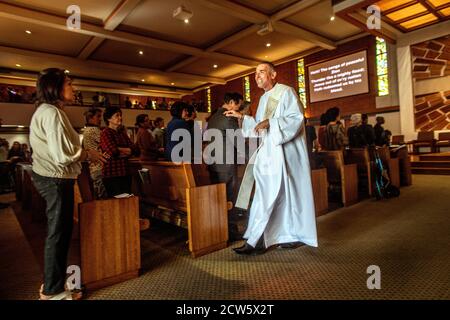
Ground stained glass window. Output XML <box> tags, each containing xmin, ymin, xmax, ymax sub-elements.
<box><xmin>206</xmin><ymin>87</ymin><xmax>211</xmax><ymax>113</ymax></box>
<box><xmin>243</xmin><ymin>76</ymin><xmax>251</xmax><ymax>102</ymax></box>
<box><xmin>297</xmin><ymin>59</ymin><xmax>307</xmax><ymax>107</ymax></box>
<box><xmin>376</xmin><ymin>37</ymin><xmax>389</xmax><ymax>96</ymax></box>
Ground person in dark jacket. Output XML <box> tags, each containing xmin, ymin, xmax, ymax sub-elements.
<box><xmin>206</xmin><ymin>92</ymin><xmax>243</xmax><ymax>201</ymax></box>
<box><xmin>360</xmin><ymin>114</ymin><xmax>376</xmax><ymax>146</ymax></box>
<box><xmin>374</xmin><ymin>116</ymin><xmax>388</xmax><ymax>146</ymax></box>
<box><xmin>165</xmin><ymin>101</ymin><xmax>193</xmax><ymax>161</ymax></box>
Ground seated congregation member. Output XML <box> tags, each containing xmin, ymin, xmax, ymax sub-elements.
<box><xmin>100</xmin><ymin>107</ymin><xmax>140</xmax><ymax>197</ymax></box>
<box><xmin>152</xmin><ymin>117</ymin><xmax>165</xmax><ymax>149</ymax></box>
<box><xmin>7</xmin><ymin>141</ymin><xmax>25</xmax><ymax>162</ymax></box>
<box><xmin>165</xmin><ymin>101</ymin><xmax>193</xmax><ymax>161</ymax></box>
<box><xmin>82</xmin><ymin>108</ymin><xmax>107</xmax><ymax>199</ymax></box>
<box><xmin>347</xmin><ymin>113</ymin><xmax>367</xmax><ymax>148</ymax></box>
<box><xmin>30</xmin><ymin>68</ymin><xmax>105</xmax><ymax>300</ymax></box>
<box><xmin>135</xmin><ymin>114</ymin><xmax>161</xmax><ymax>161</ymax></box>
<box><xmin>206</xmin><ymin>92</ymin><xmax>243</xmax><ymax>202</ymax></box>
<box><xmin>322</xmin><ymin>107</ymin><xmax>348</xmax><ymax>150</ymax></box>
<box><xmin>360</xmin><ymin>113</ymin><xmax>376</xmax><ymax>146</ymax></box>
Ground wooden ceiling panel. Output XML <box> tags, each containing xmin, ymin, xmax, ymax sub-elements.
<box><xmin>399</xmin><ymin>12</ymin><xmax>438</xmax><ymax>28</ymax></box>
<box><xmin>2</xmin><ymin>0</ymin><xmax>122</xmax><ymax>24</ymax></box>
<box><xmin>386</xmin><ymin>3</ymin><xmax>427</xmax><ymax>21</ymax></box>
<box><xmin>287</xmin><ymin>1</ymin><xmax>361</xmax><ymax>41</ymax></box>
<box><xmin>428</xmin><ymin>0</ymin><xmax>450</xmax><ymax>8</ymax></box>
<box><xmin>375</xmin><ymin>0</ymin><xmax>417</xmax><ymax>12</ymax></box>
<box><xmin>439</xmin><ymin>6</ymin><xmax>450</xmax><ymax>15</ymax></box>
<box><xmin>230</xmin><ymin>0</ymin><xmax>298</xmax><ymax>15</ymax></box>
<box><xmin>90</xmin><ymin>40</ymin><xmax>187</xmax><ymax>70</ymax></box>
<box><xmin>119</xmin><ymin>0</ymin><xmax>249</xmax><ymax>47</ymax></box>
<box><xmin>0</xmin><ymin>17</ymin><xmax>91</xmax><ymax>57</ymax></box>
<box><xmin>217</xmin><ymin>32</ymin><xmax>316</xmax><ymax>62</ymax></box>
<box><xmin>177</xmin><ymin>59</ymin><xmax>250</xmax><ymax>79</ymax></box>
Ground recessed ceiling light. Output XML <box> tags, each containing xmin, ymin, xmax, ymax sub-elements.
<box><xmin>330</xmin><ymin>16</ymin><xmax>335</xmax><ymax>21</ymax></box>
<box><xmin>15</xmin><ymin>64</ymin><xmax>21</xmax><ymax>67</ymax></box>
<box><xmin>264</xmin><ymin>55</ymin><xmax>269</xmax><ymax>58</ymax></box>
<box><xmin>139</xmin><ymin>50</ymin><xmax>144</xmax><ymax>55</ymax></box>
<box><xmin>266</xmin><ymin>43</ymin><xmax>271</xmax><ymax>47</ymax></box>
<box><xmin>184</xmin><ymin>19</ymin><xmax>189</xmax><ymax>24</ymax></box>
<box><xmin>25</xmin><ymin>30</ymin><xmax>32</xmax><ymax>34</ymax></box>
<box><xmin>171</xmin><ymin>82</ymin><xmax>175</xmax><ymax>86</ymax></box>
<box><xmin>141</xmin><ymin>79</ymin><xmax>145</xmax><ymax>82</ymax></box>
<box><xmin>18</xmin><ymin>125</ymin><xmax>25</xmax><ymax>128</ymax></box>
<box><xmin>213</xmin><ymin>64</ymin><xmax>218</xmax><ymax>68</ymax></box>
<box><xmin>64</xmin><ymin>70</ymin><xmax>70</xmax><ymax>74</ymax></box>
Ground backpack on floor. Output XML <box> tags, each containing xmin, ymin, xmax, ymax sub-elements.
<box><xmin>371</xmin><ymin>147</ymin><xmax>400</xmax><ymax>200</ymax></box>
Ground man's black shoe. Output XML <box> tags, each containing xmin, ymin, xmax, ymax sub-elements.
<box><xmin>233</xmin><ymin>243</ymin><xmax>266</xmax><ymax>255</ymax></box>
<box><xmin>277</xmin><ymin>242</ymin><xmax>305</xmax><ymax>249</ymax></box>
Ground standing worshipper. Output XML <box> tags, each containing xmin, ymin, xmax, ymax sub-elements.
<box><xmin>30</xmin><ymin>68</ymin><xmax>106</xmax><ymax>299</ymax></box>
<box><xmin>82</xmin><ymin>108</ymin><xmax>107</xmax><ymax>199</ymax></box>
<box><xmin>225</xmin><ymin>62</ymin><xmax>318</xmax><ymax>255</ymax></box>
<box><xmin>206</xmin><ymin>92</ymin><xmax>243</xmax><ymax>202</ymax></box>
<box><xmin>100</xmin><ymin>107</ymin><xmax>140</xmax><ymax>197</ymax></box>
<box><xmin>135</xmin><ymin>114</ymin><xmax>160</xmax><ymax>160</ymax></box>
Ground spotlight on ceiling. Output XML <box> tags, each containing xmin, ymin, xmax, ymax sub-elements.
<box><xmin>15</xmin><ymin>64</ymin><xmax>21</xmax><ymax>67</ymax></box>
<box><xmin>25</xmin><ymin>30</ymin><xmax>32</xmax><ymax>34</ymax></box>
<box><xmin>139</xmin><ymin>50</ymin><xmax>144</xmax><ymax>55</ymax></box>
<box><xmin>330</xmin><ymin>16</ymin><xmax>335</xmax><ymax>21</ymax></box>
<box><xmin>266</xmin><ymin>43</ymin><xmax>271</xmax><ymax>47</ymax></box>
<box><xmin>173</xmin><ymin>5</ymin><xmax>193</xmax><ymax>22</ymax></box>
<box><xmin>213</xmin><ymin>64</ymin><xmax>218</xmax><ymax>68</ymax></box>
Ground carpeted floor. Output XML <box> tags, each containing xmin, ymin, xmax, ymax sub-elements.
<box><xmin>1</xmin><ymin>174</ymin><xmax>449</xmax><ymax>300</ymax></box>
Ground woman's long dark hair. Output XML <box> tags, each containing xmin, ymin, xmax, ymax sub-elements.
<box><xmin>35</xmin><ymin>68</ymin><xmax>68</xmax><ymax>108</ymax></box>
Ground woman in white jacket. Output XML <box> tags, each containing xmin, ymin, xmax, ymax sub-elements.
<box><xmin>30</xmin><ymin>68</ymin><xmax>106</xmax><ymax>300</ymax></box>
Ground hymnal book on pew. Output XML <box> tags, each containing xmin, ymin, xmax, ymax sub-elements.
<box><xmin>114</xmin><ymin>193</ymin><xmax>134</xmax><ymax>199</ymax></box>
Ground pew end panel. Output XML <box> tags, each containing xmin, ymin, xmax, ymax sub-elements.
<box><xmin>311</xmin><ymin>168</ymin><xmax>328</xmax><ymax>216</ymax></box>
<box><xmin>321</xmin><ymin>151</ymin><xmax>359</xmax><ymax>207</ymax></box>
<box><xmin>345</xmin><ymin>148</ymin><xmax>373</xmax><ymax>197</ymax></box>
<box><xmin>79</xmin><ymin>196</ymin><xmax>141</xmax><ymax>291</ymax></box>
<box><xmin>186</xmin><ymin>183</ymin><xmax>228</xmax><ymax>258</ymax></box>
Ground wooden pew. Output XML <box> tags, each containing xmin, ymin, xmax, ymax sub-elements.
<box><xmin>345</xmin><ymin>148</ymin><xmax>373</xmax><ymax>197</ymax></box>
<box><xmin>74</xmin><ymin>162</ymin><xmax>141</xmax><ymax>291</ymax></box>
<box><xmin>136</xmin><ymin>160</ymin><xmax>228</xmax><ymax>258</ymax></box>
<box><xmin>18</xmin><ymin>163</ymin><xmax>47</xmax><ymax>222</ymax></box>
<box><xmin>377</xmin><ymin>146</ymin><xmax>401</xmax><ymax>188</ymax></box>
<box><xmin>320</xmin><ymin>151</ymin><xmax>359</xmax><ymax>207</ymax></box>
<box><xmin>390</xmin><ymin>146</ymin><xmax>412</xmax><ymax>186</ymax></box>
<box><xmin>311</xmin><ymin>168</ymin><xmax>328</xmax><ymax>216</ymax></box>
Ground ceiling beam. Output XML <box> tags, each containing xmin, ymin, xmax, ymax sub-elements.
<box><xmin>165</xmin><ymin>24</ymin><xmax>260</xmax><ymax>72</ymax></box>
<box><xmin>78</xmin><ymin>37</ymin><xmax>105</xmax><ymax>59</ymax></box>
<box><xmin>194</xmin><ymin>0</ymin><xmax>267</xmax><ymax>24</ymax></box>
<box><xmin>78</xmin><ymin>0</ymin><xmax>142</xmax><ymax>59</ymax></box>
<box><xmin>417</xmin><ymin>0</ymin><xmax>445</xmax><ymax>20</ymax></box>
<box><xmin>171</xmin><ymin>0</ymin><xmax>336</xmax><ymax>72</ymax></box>
<box><xmin>273</xmin><ymin>21</ymin><xmax>336</xmax><ymax>50</ymax></box>
<box><xmin>0</xmin><ymin>2</ymin><xmax>259</xmax><ymax>67</ymax></box>
<box><xmin>0</xmin><ymin>45</ymin><xmax>227</xmax><ymax>85</ymax></box>
<box><xmin>270</xmin><ymin>0</ymin><xmax>322</xmax><ymax>22</ymax></box>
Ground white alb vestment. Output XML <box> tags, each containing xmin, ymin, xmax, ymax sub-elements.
<box><xmin>240</xmin><ymin>83</ymin><xmax>318</xmax><ymax>248</ymax></box>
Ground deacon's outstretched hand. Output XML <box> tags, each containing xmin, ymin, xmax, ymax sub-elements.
<box><xmin>223</xmin><ymin>110</ymin><xmax>243</xmax><ymax>120</ymax></box>
<box><xmin>255</xmin><ymin>119</ymin><xmax>270</xmax><ymax>133</ymax></box>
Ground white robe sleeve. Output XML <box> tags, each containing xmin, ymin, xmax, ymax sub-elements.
<box><xmin>268</xmin><ymin>87</ymin><xmax>304</xmax><ymax>146</ymax></box>
<box><xmin>241</xmin><ymin>115</ymin><xmax>258</xmax><ymax>138</ymax></box>
<box><xmin>45</xmin><ymin>108</ymin><xmax>83</xmax><ymax>166</ymax></box>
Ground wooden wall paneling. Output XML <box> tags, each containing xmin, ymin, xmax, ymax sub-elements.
<box><xmin>311</xmin><ymin>168</ymin><xmax>329</xmax><ymax>216</ymax></box>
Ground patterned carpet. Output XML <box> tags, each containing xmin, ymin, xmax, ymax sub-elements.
<box><xmin>1</xmin><ymin>174</ymin><xmax>449</xmax><ymax>300</ymax></box>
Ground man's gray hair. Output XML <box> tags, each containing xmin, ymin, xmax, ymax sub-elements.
<box><xmin>259</xmin><ymin>61</ymin><xmax>276</xmax><ymax>73</ymax></box>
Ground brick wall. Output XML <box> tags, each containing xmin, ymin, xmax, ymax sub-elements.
<box><xmin>412</xmin><ymin>35</ymin><xmax>450</xmax><ymax>131</ymax></box>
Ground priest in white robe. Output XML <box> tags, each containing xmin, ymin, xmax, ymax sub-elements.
<box><xmin>225</xmin><ymin>62</ymin><xmax>318</xmax><ymax>255</ymax></box>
